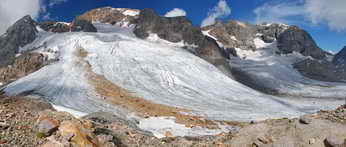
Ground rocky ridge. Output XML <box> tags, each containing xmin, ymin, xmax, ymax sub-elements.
<box><xmin>0</xmin><ymin>15</ymin><xmax>38</xmax><ymax>67</ymax></box>
<box><xmin>78</xmin><ymin>7</ymin><xmax>140</xmax><ymax>27</ymax></box>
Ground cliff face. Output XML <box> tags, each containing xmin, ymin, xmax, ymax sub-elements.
<box><xmin>78</xmin><ymin>7</ymin><xmax>140</xmax><ymax>27</ymax></box>
<box><xmin>333</xmin><ymin>46</ymin><xmax>346</xmax><ymax>67</ymax></box>
<box><xmin>0</xmin><ymin>15</ymin><xmax>38</xmax><ymax>67</ymax></box>
<box><xmin>277</xmin><ymin>26</ymin><xmax>326</xmax><ymax>59</ymax></box>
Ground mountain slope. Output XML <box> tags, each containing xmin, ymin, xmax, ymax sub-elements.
<box><xmin>1</xmin><ymin>8</ymin><xmax>345</xmax><ymax>138</ymax></box>
<box><xmin>3</xmin><ymin>23</ymin><xmax>341</xmax><ymax>122</ymax></box>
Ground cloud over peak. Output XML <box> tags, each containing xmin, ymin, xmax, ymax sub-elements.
<box><xmin>0</xmin><ymin>0</ymin><xmax>69</xmax><ymax>35</ymax></box>
<box><xmin>164</xmin><ymin>8</ymin><xmax>187</xmax><ymax>17</ymax></box>
<box><xmin>0</xmin><ymin>0</ymin><xmax>41</xmax><ymax>34</ymax></box>
<box><xmin>254</xmin><ymin>0</ymin><xmax>346</xmax><ymax>31</ymax></box>
<box><xmin>201</xmin><ymin>0</ymin><xmax>231</xmax><ymax>27</ymax></box>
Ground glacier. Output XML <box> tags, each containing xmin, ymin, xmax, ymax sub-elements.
<box><xmin>2</xmin><ymin>23</ymin><xmax>344</xmax><ymax>125</ymax></box>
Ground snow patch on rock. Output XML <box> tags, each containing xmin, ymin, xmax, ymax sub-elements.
<box><xmin>138</xmin><ymin>117</ymin><xmax>234</xmax><ymax>138</ymax></box>
<box><xmin>52</xmin><ymin>104</ymin><xmax>88</xmax><ymax>118</ymax></box>
<box><xmin>122</xmin><ymin>9</ymin><xmax>140</xmax><ymax>16</ymax></box>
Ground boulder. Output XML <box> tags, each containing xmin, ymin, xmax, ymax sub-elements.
<box><xmin>59</xmin><ymin>120</ymin><xmax>100</xmax><ymax>147</ymax></box>
<box><xmin>277</xmin><ymin>26</ymin><xmax>326</xmax><ymax>59</ymax></box>
<box><xmin>324</xmin><ymin>136</ymin><xmax>345</xmax><ymax>147</ymax></box>
<box><xmin>36</xmin><ymin>117</ymin><xmax>60</xmax><ymax>136</ymax></box>
<box><xmin>0</xmin><ymin>15</ymin><xmax>38</xmax><ymax>67</ymax></box>
<box><xmin>299</xmin><ymin>116</ymin><xmax>313</xmax><ymax>124</ymax></box>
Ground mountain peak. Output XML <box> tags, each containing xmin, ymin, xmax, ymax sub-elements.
<box><xmin>78</xmin><ymin>7</ymin><xmax>140</xmax><ymax>27</ymax></box>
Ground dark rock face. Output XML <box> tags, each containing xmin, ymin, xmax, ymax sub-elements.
<box><xmin>293</xmin><ymin>59</ymin><xmax>346</xmax><ymax>82</ymax></box>
<box><xmin>277</xmin><ymin>26</ymin><xmax>326</xmax><ymax>59</ymax></box>
<box><xmin>333</xmin><ymin>46</ymin><xmax>346</xmax><ymax>67</ymax></box>
<box><xmin>0</xmin><ymin>15</ymin><xmax>38</xmax><ymax>67</ymax></box>
<box><xmin>256</xmin><ymin>23</ymin><xmax>289</xmax><ymax>43</ymax></box>
<box><xmin>134</xmin><ymin>9</ymin><xmax>232</xmax><ymax>76</ymax></box>
<box><xmin>39</xmin><ymin>19</ymin><xmax>97</xmax><ymax>33</ymax></box>
<box><xmin>71</xmin><ymin>19</ymin><xmax>97</xmax><ymax>32</ymax></box>
<box><xmin>0</xmin><ymin>53</ymin><xmax>46</xmax><ymax>85</ymax></box>
<box><xmin>39</xmin><ymin>21</ymin><xmax>70</xmax><ymax>33</ymax></box>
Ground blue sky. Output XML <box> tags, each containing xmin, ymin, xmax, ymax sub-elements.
<box><xmin>3</xmin><ymin>0</ymin><xmax>345</xmax><ymax>52</ymax></box>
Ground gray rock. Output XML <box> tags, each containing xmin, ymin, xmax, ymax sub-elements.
<box><xmin>0</xmin><ymin>122</ymin><xmax>9</xmax><ymax>130</ymax></box>
<box><xmin>333</xmin><ymin>46</ymin><xmax>346</xmax><ymax>68</ymax></box>
<box><xmin>256</xmin><ymin>23</ymin><xmax>288</xmax><ymax>43</ymax></box>
<box><xmin>293</xmin><ymin>59</ymin><xmax>346</xmax><ymax>82</ymax></box>
<box><xmin>37</xmin><ymin>118</ymin><xmax>60</xmax><ymax>136</ymax></box>
<box><xmin>39</xmin><ymin>21</ymin><xmax>70</xmax><ymax>33</ymax></box>
<box><xmin>0</xmin><ymin>15</ymin><xmax>38</xmax><ymax>67</ymax></box>
<box><xmin>71</xmin><ymin>19</ymin><xmax>97</xmax><ymax>32</ymax></box>
<box><xmin>202</xmin><ymin>21</ymin><xmax>257</xmax><ymax>51</ymax></box>
<box><xmin>299</xmin><ymin>116</ymin><xmax>313</xmax><ymax>124</ymax></box>
<box><xmin>324</xmin><ymin>136</ymin><xmax>344</xmax><ymax>147</ymax></box>
<box><xmin>277</xmin><ymin>26</ymin><xmax>326</xmax><ymax>59</ymax></box>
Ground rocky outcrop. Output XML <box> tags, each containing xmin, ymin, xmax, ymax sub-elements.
<box><xmin>38</xmin><ymin>21</ymin><xmax>70</xmax><ymax>33</ymax></box>
<box><xmin>70</xmin><ymin>19</ymin><xmax>97</xmax><ymax>32</ymax></box>
<box><xmin>78</xmin><ymin>7</ymin><xmax>140</xmax><ymax>26</ymax></box>
<box><xmin>333</xmin><ymin>46</ymin><xmax>346</xmax><ymax>68</ymax></box>
<box><xmin>0</xmin><ymin>53</ymin><xmax>47</xmax><ymax>85</ymax></box>
<box><xmin>293</xmin><ymin>59</ymin><xmax>346</xmax><ymax>82</ymax></box>
<box><xmin>277</xmin><ymin>26</ymin><xmax>326</xmax><ymax>59</ymax></box>
<box><xmin>0</xmin><ymin>15</ymin><xmax>38</xmax><ymax>67</ymax></box>
<box><xmin>256</xmin><ymin>23</ymin><xmax>289</xmax><ymax>43</ymax></box>
<box><xmin>202</xmin><ymin>21</ymin><xmax>257</xmax><ymax>51</ymax></box>
<box><xmin>39</xmin><ymin>19</ymin><xmax>97</xmax><ymax>33</ymax></box>
<box><xmin>134</xmin><ymin>9</ymin><xmax>231</xmax><ymax>76</ymax></box>
<box><xmin>134</xmin><ymin>9</ymin><xmax>229</xmax><ymax>75</ymax></box>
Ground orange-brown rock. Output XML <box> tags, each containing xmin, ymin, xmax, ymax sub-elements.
<box><xmin>59</xmin><ymin>120</ymin><xmax>101</xmax><ymax>147</ymax></box>
<box><xmin>78</xmin><ymin>7</ymin><xmax>140</xmax><ymax>26</ymax></box>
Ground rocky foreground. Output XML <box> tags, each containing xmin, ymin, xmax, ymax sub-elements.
<box><xmin>0</xmin><ymin>96</ymin><xmax>345</xmax><ymax>147</ymax></box>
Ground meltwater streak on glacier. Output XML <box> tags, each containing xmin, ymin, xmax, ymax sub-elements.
<box><xmin>3</xmin><ymin>23</ymin><xmax>343</xmax><ymax>121</ymax></box>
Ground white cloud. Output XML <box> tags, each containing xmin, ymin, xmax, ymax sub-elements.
<box><xmin>42</xmin><ymin>13</ymin><xmax>51</xmax><ymax>20</ymax></box>
<box><xmin>164</xmin><ymin>8</ymin><xmax>187</xmax><ymax>17</ymax></box>
<box><xmin>254</xmin><ymin>0</ymin><xmax>346</xmax><ymax>31</ymax></box>
<box><xmin>0</xmin><ymin>0</ymin><xmax>41</xmax><ymax>35</ymax></box>
<box><xmin>305</xmin><ymin>0</ymin><xmax>346</xmax><ymax>31</ymax></box>
<box><xmin>201</xmin><ymin>0</ymin><xmax>231</xmax><ymax>27</ymax></box>
<box><xmin>0</xmin><ymin>0</ymin><xmax>69</xmax><ymax>35</ymax></box>
<box><xmin>49</xmin><ymin>0</ymin><xmax>68</xmax><ymax>7</ymax></box>
<box><xmin>254</xmin><ymin>1</ymin><xmax>305</xmax><ymax>24</ymax></box>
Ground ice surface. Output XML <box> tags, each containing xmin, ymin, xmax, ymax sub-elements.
<box><xmin>3</xmin><ymin>24</ymin><xmax>344</xmax><ymax>125</ymax></box>
<box><xmin>52</xmin><ymin>104</ymin><xmax>88</xmax><ymax>118</ymax></box>
<box><xmin>231</xmin><ymin>37</ymin><xmax>346</xmax><ymax>98</ymax></box>
<box><xmin>138</xmin><ymin>117</ymin><xmax>236</xmax><ymax>138</ymax></box>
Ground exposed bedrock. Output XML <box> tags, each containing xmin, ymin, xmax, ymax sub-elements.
<box><xmin>133</xmin><ymin>8</ymin><xmax>232</xmax><ymax>77</ymax></box>
<box><xmin>0</xmin><ymin>15</ymin><xmax>38</xmax><ymax>67</ymax></box>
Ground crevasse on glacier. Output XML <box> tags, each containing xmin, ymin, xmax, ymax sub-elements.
<box><xmin>4</xmin><ymin>23</ymin><xmax>343</xmax><ymax>123</ymax></box>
